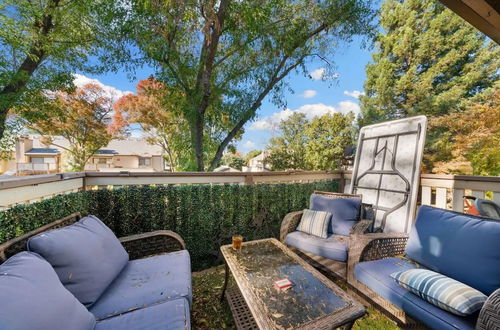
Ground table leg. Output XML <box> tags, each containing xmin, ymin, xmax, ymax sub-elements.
<box><xmin>220</xmin><ymin>262</ymin><xmax>229</xmax><ymax>302</ymax></box>
<box><xmin>341</xmin><ymin>321</ymin><xmax>354</xmax><ymax>330</ymax></box>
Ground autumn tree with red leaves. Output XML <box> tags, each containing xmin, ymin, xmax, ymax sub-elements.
<box><xmin>114</xmin><ymin>78</ymin><xmax>191</xmax><ymax>171</ymax></box>
<box><xmin>19</xmin><ymin>83</ymin><xmax>124</xmax><ymax>171</ymax></box>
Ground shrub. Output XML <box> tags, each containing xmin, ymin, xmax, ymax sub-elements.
<box><xmin>0</xmin><ymin>180</ymin><xmax>338</xmax><ymax>270</ymax></box>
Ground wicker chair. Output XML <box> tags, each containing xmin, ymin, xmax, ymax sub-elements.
<box><xmin>0</xmin><ymin>213</ymin><xmax>186</xmax><ymax>263</ymax></box>
<box><xmin>280</xmin><ymin>191</ymin><xmax>375</xmax><ymax>280</ymax></box>
<box><xmin>346</xmin><ymin>232</ymin><xmax>500</xmax><ymax>329</ymax></box>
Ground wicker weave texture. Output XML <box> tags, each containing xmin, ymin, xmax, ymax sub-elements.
<box><xmin>226</xmin><ymin>286</ymin><xmax>259</xmax><ymax>330</ymax></box>
<box><xmin>0</xmin><ymin>213</ymin><xmax>81</xmax><ymax>262</ymax></box>
<box><xmin>0</xmin><ymin>214</ymin><xmax>186</xmax><ymax>263</ymax></box>
<box><xmin>477</xmin><ymin>289</ymin><xmax>500</xmax><ymax>330</ymax></box>
<box><xmin>279</xmin><ymin>191</ymin><xmax>375</xmax><ymax>281</ymax></box>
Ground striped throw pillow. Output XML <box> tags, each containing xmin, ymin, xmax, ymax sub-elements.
<box><xmin>296</xmin><ymin>209</ymin><xmax>331</xmax><ymax>238</ymax></box>
<box><xmin>391</xmin><ymin>269</ymin><xmax>487</xmax><ymax>316</ymax></box>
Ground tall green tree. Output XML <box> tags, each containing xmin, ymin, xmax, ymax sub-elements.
<box><xmin>305</xmin><ymin>112</ymin><xmax>355</xmax><ymax>170</ymax></box>
<box><xmin>221</xmin><ymin>153</ymin><xmax>246</xmax><ymax>170</ymax></box>
<box><xmin>0</xmin><ymin>0</ymin><xmax>104</xmax><ymax>139</ymax></box>
<box><xmin>267</xmin><ymin>113</ymin><xmax>310</xmax><ymax>170</ymax></box>
<box><xmin>103</xmin><ymin>0</ymin><xmax>374</xmax><ymax>171</ymax></box>
<box><xmin>267</xmin><ymin>112</ymin><xmax>355</xmax><ymax>170</ymax></box>
<box><xmin>359</xmin><ymin>0</ymin><xmax>499</xmax><ymax>125</ymax></box>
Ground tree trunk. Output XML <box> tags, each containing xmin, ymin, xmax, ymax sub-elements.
<box><xmin>193</xmin><ymin>113</ymin><xmax>205</xmax><ymax>171</ymax></box>
<box><xmin>0</xmin><ymin>1</ymin><xmax>58</xmax><ymax>139</ymax></box>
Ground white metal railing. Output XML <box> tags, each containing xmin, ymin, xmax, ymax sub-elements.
<box><xmin>0</xmin><ymin>171</ymin><xmax>498</xmax><ymax>213</ymax></box>
<box><xmin>16</xmin><ymin>163</ymin><xmax>58</xmax><ymax>173</ymax></box>
<box><xmin>84</xmin><ymin>164</ymin><xmax>113</xmax><ymax>171</ymax></box>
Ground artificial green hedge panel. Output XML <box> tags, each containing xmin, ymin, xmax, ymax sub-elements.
<box><xmin>0</xmin><ymin>180</ymin><xmax>338</xmax><ymax>270</ymax></box>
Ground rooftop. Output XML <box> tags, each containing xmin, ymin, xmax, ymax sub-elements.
<box><xmin>25</xmin><ymin>148</ymin><xmax>60</xmax><ymax>155</ymax></box>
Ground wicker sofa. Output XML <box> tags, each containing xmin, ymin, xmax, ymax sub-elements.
<box><xmin>0</xmin><ymin>213</ymin><xmax>191</xmax><ymax>330</ymax></box>
<box><xmin>347</xmin><ymin>205</ymin><xmax>500</xmax><ymax>330</ymax></box>
<box><xmin>280</xmin><ymin>191</ymin><xmax>374</xmax><ymax>279</ymax></box>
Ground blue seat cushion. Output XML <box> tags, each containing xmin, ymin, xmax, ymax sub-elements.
<box><xmin>405</xmin><ymin>205</ymin><xmax>500</xmax><ymax>295</ymax></box>
<box><xmin>284</xmin><ymin>231</ymin><xmax>347</xmax><ymax>262</ymax></box>
<box><xmin>28</xmin><ymin>215</ymin><xmax>129</xmax><ymax>307</ymax></box>
<box><xmin>90</xmin><ymin>250</ymin><xmax>192</xmax><ymax>320</ymax></box>
<box><xmin>310</xmin><ymin>193</ymin><xmax>361</xmax><ymax>235</ymax></box>
<box><xmin>95</xmin><ymin>297</ymin><xmax>190</xmax><ymax>330</ymax></box>
<box><xmin>0</xmin><ymin>252</ymin><xmax>95</xmax><ymax>330</ymax></box>
<box><xmin>355</xmin><ymin>258</ymin><xmax>477</xmax><ymax>330</ymax></box>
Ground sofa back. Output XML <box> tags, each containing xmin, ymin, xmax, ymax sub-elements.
<box><xmin>0</xmin><ymin>213</ymin><xmax>81</xmax><ymax>263</ymax></box>
<box><xmin>405</xmin><ymin>205</ymin><xmax>500</xmax><ymax>295</ymax></box>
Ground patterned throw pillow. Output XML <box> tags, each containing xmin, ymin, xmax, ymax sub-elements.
<box><xmin>296</xmin><ymin>209</ymin><xmax>331</xmax><ymax>238</ymax></box>
<box><xmin>391</xmin><ymin>269</ymin><xmax>487</xmax><ymax>316</ymax></box>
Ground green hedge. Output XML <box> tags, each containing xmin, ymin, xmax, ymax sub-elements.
<box><xmin>0</xmin><ymin>180</ymin><xmax>338</xmax><ymax>270</ymax></box>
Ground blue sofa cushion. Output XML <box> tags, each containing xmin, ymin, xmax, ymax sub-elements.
<box><xmin>28</xmin><ymin>215</ymin><xmax>129</xmax><ymax>307</ymax></box>
<box><xmin>392</xmin><ymin>269</ymin><xmax>487</xmax><ymax>316</ymax></box>
<box><xmin>284</xmin><ymin>231</ymin><xmax>348</xmax><ymax>262</ymax></box>
<box><xmin>405</xmin><ymin>205</ymin><xmax>500</xmax><ymax>295</ymax></box>
<box><xmin>296</xmin><ymin>209</ymin><xmax>331</xmax><ymax>238</ymax></box>
<box><xmin>310</xmin><ymin>193</ymin><xmax>361</xmax><ymax>235</ymax></box>
<box><xmin>355</xmin><ymin>258</ymin><xmax>477</xmax><ymax>330</ymax></box>
<box><xmin>95</xmin><ymin>298</ymin><xmax>190</xmax><ymax>330</ymax></box>
<box><xmin>0</xmin><ymin>252</ymin><xmax>95</xmax><ymax>330</ymax></box>
<box><xmin>90</xmin><ymin>250</ymin><xmax>192</xmax><ymax>320</ymax></box>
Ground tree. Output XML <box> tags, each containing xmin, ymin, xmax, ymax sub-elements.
<box><xmin>114</xmin><ymin>78</ymin><xmax>191</xmax><ymax>171</ymax></box>
<box><xmin>19</xmin><ymin>83</ymin><xmax>123</xmax><ymax>171</ymax></box>
<box><xmin>103</xmin><ymin>0</ymin><xmax>374</xmax><ymax>171</ymax></box>
<box><xmin>429</xmin><ymin>88</ymin><xmax>500</xmax><ymax>176</ymax></box>
<box><xmin>0</xmin><ymin>0</ymin><xmax>105</xmax><ymax>139</ymax></box>
<box><xmin>359</xmin><ymin>0</ymin><xmax>499</xmax><ymax>125</ymax></box>
<box><xmin>245</xmin><ymin>150</ymin><xmax>262</xmax><ymax>163</ymax></box>
<box><xmin>0</xmin><ymin>117</ymin><xmax>22</xmax><ymax>160</ymax></box>
<box><xmin>221</xmin><ymin>153</ymin><xmax>245</xmax><ymax>170</ymax></box>
<box><xmin>305</xmin><ymin>112</ymin><xmax>355</xmax><ymax>170</ymax></box>
<box><xmin>268</xmin><ymin>112</ymin><xmax>355</xmax><ymax>170</ymax></box>
<box><xmin>267</xmin><ymin>113</ymin><xmax>310</xmax><ymax>170</ymax></box>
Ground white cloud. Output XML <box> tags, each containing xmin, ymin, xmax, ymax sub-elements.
<box><xmin>249</xmin><ymin>108</ymin><xmax>294</xmax><ymax>131</ymax></box>
<box><xmin>310</xmin><ymin>68</ymin><xmax>326</xmax><ymax>80</ymax></box>
<box><xmin>343</xmin><ymin>90</ymin><xmax>364</xmax><ymax>99</ymax></box>
<box><xmin>73</xmin><ymin>74</ymin><xmax>133</xmax><ymax>103</ymax></box>
<box><xmin>249</xmin><ymin>101</ymin><xmax>360</xmax><ymax>132</ymax></box>
<box><xmin>338</xmin><ymin>100</ymin><xmax>361</xmax><ymax>116</ymax></box>
<box><xmin>309</xmin><ymin>68</ymin><xmax>340</xmax><ymax>80</ymax></box>
<box><xmin>242</xmin><ymin>140</ymin><xmax>256</xmax><ymax>149</ymax></box>
<box><xmin>299</xmin><ymin>89</ymin><xmax>317</xmax><ymax>98</ymax></box>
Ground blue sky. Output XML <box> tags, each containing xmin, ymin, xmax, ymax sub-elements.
<box><xmin>75</xmin><ymin>36</ymin><xmax>373</xmax><ymax>155</ymax></box>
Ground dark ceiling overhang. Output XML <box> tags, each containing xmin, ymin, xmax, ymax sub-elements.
<box><xmin>438</xmin><ymin>0</ymin><xmax>500</xmax><ymax>44</ymax></box>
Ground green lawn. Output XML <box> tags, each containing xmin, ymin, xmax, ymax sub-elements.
<box><xmin>191</xmin><ymin>266</ymin><xmax>400</xmax><ymax>330</ymax></box>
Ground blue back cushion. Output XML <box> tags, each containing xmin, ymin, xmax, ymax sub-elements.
<box><xmin>0</xmin><ymin>252</ymin><xmax>95</xmax><ymax>330</ymax></box>
<box><xmin>28</xmin><ymin>215</ymin><xmax>129</xmax><ymax>306</ymax></box>
<box><xmin>405</xmin><ymin>206</ymin><xmax>500</xmax><ymax>295</ymax></box>
<box><xmin>310</xmin><ymin>193</ymin><xmax>361</xmax><ymax>236</ymax></box>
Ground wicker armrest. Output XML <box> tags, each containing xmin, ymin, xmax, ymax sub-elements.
<box><xmin>476</xmin><ymin>289</ymin><xmax>500</xmax><ymax>330</ymax></box>
<box><xmin>347</xmin><ymin>233</ymin><xmax>409</xmax><ymax>284</ymax></box>
<box><xmin>351</xmin><ymin>219</ymin><xmax>373</xmax><ymax>235</ymax></box>
<box><xmin>119</xmin><ymin>230</ymin><xmax>186</xmax><ymax>260</ymax></box>
<box><xmin>279</xmin><ymin>211</ymin><xmax>303</xmax><ymax>242</ymax></box>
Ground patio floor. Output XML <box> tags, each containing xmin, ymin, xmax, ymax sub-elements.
<box><xmin>191</xmin><ymin>266</ymin><xmax>400</xmax><ymax>330</ymax></box>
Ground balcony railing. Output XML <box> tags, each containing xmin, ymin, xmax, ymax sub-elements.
<box><xmin>0</xmin><ymin>170</ymin><xmax>498</xmax><ymax>214</ymax></box>
<box><xmin>16</xmin><ymin>162</ymin><xmax>58</xmax><ymax>174</ymax></box>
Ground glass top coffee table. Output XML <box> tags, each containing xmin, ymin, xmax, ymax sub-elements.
<box><xmin>220</xmin><ymin>238</ymin><xmax>365</xmax><ymax>329</ymax></box>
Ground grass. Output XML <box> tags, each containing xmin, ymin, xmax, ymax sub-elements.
<box><xmin>191</xmin><ymin>266</ymin><xmax>400</xmax><ymax>330</ymax></box>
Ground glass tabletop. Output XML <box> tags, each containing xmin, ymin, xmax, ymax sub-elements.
<box><xmin>223</xmin><ymin>239</ymin><xmax>349</xmax><ymax>329</ymax></box>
